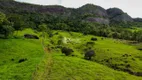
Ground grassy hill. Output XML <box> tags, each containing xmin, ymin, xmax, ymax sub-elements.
<box><xmin>0</xmin><ymin>28</ymin><xmax>142</xmax><ymax>80</ymax></box>
<box><xmin>33</xmin><ymin>53</ymin><xmax>142</xmax><ymax>80</ymax></box>
<box><xmin>0</xmin><ymin>38</ymin><xmax>44</xmax><ymax>79</ymax></box>
<box><xmin>0</xmin><ymin>1</ymin><xmax>142</xmax><ymax>79</ymax></box>
<box><xmin>47</xmin><ymin>30</ymin><xmax>142</xmax><ymax>76</ymax></box>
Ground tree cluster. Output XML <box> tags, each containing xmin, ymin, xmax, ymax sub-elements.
<box><xmin>1</xmin><ymin>11</ymin><xmax>142</xmax><ymax>42</ymax></box>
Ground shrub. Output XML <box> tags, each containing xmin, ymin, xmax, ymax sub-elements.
<box><xmin>56</xmin><ymin>45</ymin><xmax>62</xmax><ymax>49</ymax></box>
<box><xmin>91</xmin><ymin>37</ymin><xmax>98</xmax><ymax>41</ymax></box>
<box><xmin>84</xmin><ymin>50</ymin><xmax>95</xmax><ymax>60</ymax></box>
<box><xmin>86</xmin><ymin>42</ymin><xmax>95</xmax><ymax>47</ymax></box>
<box><xmin>137</xmin><ymin>48</ymin><xmax>142</xmax><ymax>51</ymax></box>
<box><xmin>54</xmin><ymin>32</ymin><xmax>59</xmax><ymax>35</ymax></box>
<box><xmin>57</xmin><ymin>39</ymin><xmax>63</xmax><ymax>45</ymax></box>
<box><xmin>49</xmin><ymin>33</ymin><xmax>53</xmax><ymax>37</ymax></box>
<box><xmin>50</xmin><ymin>40</ymin><xmax>54</xmax><ymax>44</ymax></box>
<box><xmin>24</xmin><ymin>34</ymin><xmax>39</xmax><ymax>39</ymax></box>
<box><xmin>11</xmin><ymin>59</ymin><xmax>14</xmax><ymax>61</ymax></box>
<box><xmin>0</xmin><ymin>25</ymin><xmax>14</xmax><ymax>38</ymax></box>
<box><xmin>61</xmin><ymin>47</ymin><xmax>74</xmax><ymax>56</ymax></box>
<box><xmin>18</xmin><ymin>58</ymin><xmax>27</xmax><ymax>63</ymax></box>
<box><xmin>0</xmin><ymin>12</ymin><xmax>6</xmax><ymax>24</ymax></box>
<box><xmin>126</xmin><ymin>64</ymin><xmax>131</xmax><ymax>68</ymax></box>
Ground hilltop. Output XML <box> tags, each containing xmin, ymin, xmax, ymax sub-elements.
<box><xmin>0</xmin><ymin>0</ymin><xmax>142</xmax><ymax>43</ymax></box>
<box><xmin>0</xmin><ymin>0</ymin><xmax>141</xmax><ymax>25</ymax></box>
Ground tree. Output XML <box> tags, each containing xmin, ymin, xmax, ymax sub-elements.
<box><xmin>8</xmin><ymin>14</ymin><xmax>25</xmax><ymax>31</ymax></box>
<box><xmin>0</xmin><ymin>12</ymin><xmax>6</xmax><ymax>25</ymax></box>
<box><xmin>0</xmin><ymin>12</ymin><xmax>14</xmax><ymax>38</ymax></box>
<box><xmin>135</xmin><ymin>30</ymin><xmax>142</xmax><ymax>42</ymax></box>
<box><xmin>61</xmin><ymin>47</ymin><xmax>74</xmax><ymax>56</ymax></box>
<box><xmin>38</xmin><ymin>23</ymin><xmax>51</xmax><ymax>38</ymax></box>
<box><xmin>38</xmin><ymin>23</ymin><xmax>47</xmax><ymax>32</ymax></box>
<box><xmin>55</xmin><ymin>23</ymin><xmax>70</xmax><ymax>30</ymax></box>
<box><xmin>0</xmin><ymin>25</ymin><xmax>14</xmax><ymax>38</ymax></box>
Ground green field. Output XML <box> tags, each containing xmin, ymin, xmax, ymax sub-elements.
<box><xmin>0</xmin><ymin>39</ymin><xmax>44</xmax><ymax>80</ymax></box>
<box><xmin>0</xmin><ymin>28</ymin><xmax>142</xmax><ymax>80</ymax></box>
<box><xmin>34</xmin><ymin>53</ymin><xmax>142</xmax><ymax>80</ymax></box>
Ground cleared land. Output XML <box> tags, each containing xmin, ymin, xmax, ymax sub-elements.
<box><xmin>0</xmin><ymin>29</ymin><xmax>142</xmax><ymax>80</ymax></box>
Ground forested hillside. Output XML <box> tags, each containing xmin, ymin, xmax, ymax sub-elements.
<box><xmin>0</xmin><ymin>0</ymin><xmax>142</xmax><ymax>42</ymax></box>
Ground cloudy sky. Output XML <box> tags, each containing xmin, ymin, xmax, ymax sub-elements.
<box><xmin>15</xmin><ymin>0</ymin><xmax>141</xmax><ymax>18</ymax></box>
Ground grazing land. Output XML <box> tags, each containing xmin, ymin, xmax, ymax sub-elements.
<box><xmin>1</xmin><ymin>29</ymin><xmax>141</xmax><ymax>80</ymax></box>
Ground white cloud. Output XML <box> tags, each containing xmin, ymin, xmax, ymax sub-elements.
<box><xmin>15</xmin><ymin>0</ymin><xmax>142</xmax><ymax>18</ymax></box>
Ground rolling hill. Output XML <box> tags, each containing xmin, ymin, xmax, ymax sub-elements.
<box><xmin>0</xmin><ymin>0</ymin><xmax>142</xmax><ymax>80</ymax></box>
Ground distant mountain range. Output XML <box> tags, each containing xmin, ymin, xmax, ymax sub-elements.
<box><xmin>0</xmin><ymin>0</ymin><xmax>142</xmax><ymax>25</ymax></box>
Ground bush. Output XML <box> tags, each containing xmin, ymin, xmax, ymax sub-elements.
<box><xmin>61</xmin><ymin>47</ymin><xmax>74</xmax><ymax>56</ymax></box>
<box><xmin>49</xmin><ymin>33</ymin><xmax>53</xmax><ymax>37</ymax></box>
<box><xmin>18</xmin><ymin>58</ymin><xmax>27</xmax><ymax>63</ymax></box>
<box><xmin>58</xmin><ymin>39</ymin><xmax>63</xmax><ymax>45</ymax></box>
<box><xmin>86</xmin><ymin>42</ymin><xmax>95</xmax><ymax>47</ymax></box>
<box><xmin>91</xmin><ymin>37</ymin><xmax>98</xmax><ymax>41</ymax></box>
<box><xmin>0</xmin><ymin>25</ymin><xmax>14</xmax><ymax>38</ymax></box>
<box><xmin>0</xmin><ymin>12</ymin><xmax>6</xmax><ymax>25</ymax></box>
<box><xmin>24</xmin><ymin>34</ymin><xmax>39</xmax><ymax>39</ymax></box>
<box><xmin>56</xmin><ymin>45</ymin><xmax>62</xmax><ymax>49</ymax></box>
<box><xmin>84</xmin><ymin>50</ymin><xmax>95</xmax><ymax>60</ymax></box>
<box><xmin>54</xmin><ymin>32</ymin><xmax>59</xmax><ymax>35</ymax></box>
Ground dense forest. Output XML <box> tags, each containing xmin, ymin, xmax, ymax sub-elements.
<box><xmin>0</xmin><ymin>0</ymin><xmax>142</xmax><ymax>42</ymax></box>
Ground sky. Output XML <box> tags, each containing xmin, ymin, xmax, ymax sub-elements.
<box><xmin>15</xmin><ymin>0</ymin><xmax>142</xmax><ymax>18</ymax></box>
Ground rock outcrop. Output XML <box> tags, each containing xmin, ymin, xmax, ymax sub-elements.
<box><xmin>77</xmin><ymin>4</ymin><xmax>109</xmax><ymax>24</ymax></box>
<box><xmin>85</xmin><ymin>17</ymin><xmax>110</xmax><ymax>24</ymax></box>
<box><xmin>107</xmin><ymin>8</ymin><xmax>133</xmax><ymax>22</ymax></box>
<box><xmin>0</xmin><ymin>1</ymin><xmax>139</xmax><ymax>25</ymax></box>
<box><xmin>78</xmin><ymin>4</ymin><xmax>108</xmax><ymax>18</ymax></box>
<box><xmin>133</xmin><ymin>18</ymin><xmax>142</xmax><ymax>22</ymax></box>
<box><xmin>111</xmin><ymin>13</ymin><xmax>133</xmax><ymax>22</ymax></box>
